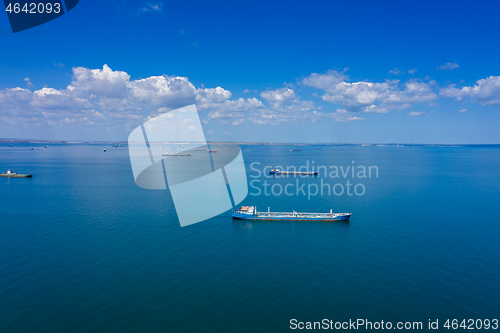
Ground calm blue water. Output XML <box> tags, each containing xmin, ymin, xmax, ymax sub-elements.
<box><xmin>1</xmin><ymin>143</ymin><xmax>500</xmax><ymax>332</ymax></box>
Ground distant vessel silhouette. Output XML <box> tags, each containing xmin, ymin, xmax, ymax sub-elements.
<box><xmin>0</xmin><ymin>169</ymin><xmax>32</xmax><ymax>178</ymax></box>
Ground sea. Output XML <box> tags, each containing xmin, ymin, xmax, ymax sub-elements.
<box><xmin>1</xmin><ymin>143</ymin><xmax>499</xmax><ymax>332</ymax></box>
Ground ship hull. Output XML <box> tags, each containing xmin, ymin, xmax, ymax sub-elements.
<box><xmin>0</xmin><ymin>174</ymin><xmax>32</xmax><ymax>178</ymax></box>
<box><xmin>232</xmin><ymin>214</ymin><xmax>350</xmax><ymax>221</ymax></box>
<box><xmin>269</xmin><ymin>171</ymin><xmax>318</xmax><ymax>175</ymax></box>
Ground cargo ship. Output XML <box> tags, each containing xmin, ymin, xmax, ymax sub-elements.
<box><xmin>0</xmin><ymin>170</ymin><xmax>32</xmax><ymax>178</ymax></box>
<box><xmin>162</xmin><ymin>152</ymin><xmax>191</xmax><ymax>156</ymax></box>
<box><xmin>269</xmin><ymin>168</ymin><xmax>318</xmax><ymax>175</ymax></box>
<box><xmin>232</xmin><ymin>206</ymin><xmax>351</xmax><ymax>221</ymax></box>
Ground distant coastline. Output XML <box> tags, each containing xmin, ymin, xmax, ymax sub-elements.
<box><xmin>1</xmin><ymin>138</ymin><xmax>500</xmax><ymax>147</ymax></box>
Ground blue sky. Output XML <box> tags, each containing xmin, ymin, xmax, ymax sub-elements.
<box><xmin>1</xmin><ymin>0</ymin><xmax>500</xmax><ymax>143</ymax></box>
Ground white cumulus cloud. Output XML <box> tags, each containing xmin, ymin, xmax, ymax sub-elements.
<box><xmin>24</xmin><ymin>78</ymin><xmax>34</xmax><ymax>88</ymax></box>
<box><xmin>437</xmin><ymin>62</ymin><xmax>459</xmax><ymax>71</ymax></box>
<box><xmin>2</xmin><ymin>64</ymin><xmax>480</xmax><ymax>139</ymax></box>
<box><xmin>303</xmin><ymin>69</ymin><xmax>437</xmax><ymax>113</ymax></box>
<box><xmin>326</xmin><ymin>109</ymin><xmax>364</xmax><ymax>122</ymax></box>
<box><xmin>440</xmin><ymin>76</ymin><xmax>500</xmax><ymax>106</ymax></box>
<box><xmin>260</xmin><ymin>88</ymin><xmax>296</xmax><ymax>103</ymax></box>
<box><xmin>389</xmin><ymin>68</ymin><xmax>404</xmax><ymax>75</ymax></box>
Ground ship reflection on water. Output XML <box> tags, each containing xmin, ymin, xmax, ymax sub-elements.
<box><xmin>233</xmin><ymin>219</ymin><xmax>351</xmax><ymax>231</ymax></box>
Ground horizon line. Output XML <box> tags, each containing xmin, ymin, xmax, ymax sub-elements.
<box><xmin>1</xmin><ymin>138</ymin><xmax>500</xmax><ymax>146</ymax></box>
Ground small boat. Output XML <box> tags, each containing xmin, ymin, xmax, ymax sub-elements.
<box><xmin>9</xmin><ymin>144</ymin><xmax>13</xmax><ymax>147</ymax></box>
<box><xmin>208</xmin><ymin>150</ymin><xmax>217</xmax><ymax>153</ymax></box>
<box><xmin>224</xmin><ymin>147</ymin><xmax>230</xmax><ymax>150</ymax></box>
<box><xmin>45</xmin><ymin>146</ymin><xmax>48</xmax><ymax>148</ymax></box>
<box><xmin>269</xmin><ymin>168</ymin><xmax>318</xmax><ymax>175</ymax></box>
<box><xmin>290</xmin><ymin>149</ymin><xmax>301</xmax><ymax>152</ymax></box>
<box><xmin>103</xmin><ymin>149</ymin><xmax>106</xmax><ymax>152</ymax></box>
<box><xmin>318</xmin><ymin>147</ymin><xmax>321</xmax><ymax>149</ymax></box>
<box><xmin>195</xmin><ymin>149</ymin><xmax>206</xmax><ymax>151</ymax></box>
<box><xmin>180</xmin><ymin>145</ymin><xmax>184</xmax><ymax>148</ymax></box>
<box><xmin>31</xmin><ymin>147</ymin><xmax>34</xmax><ymax>150</ymax></box>
<box><xmin>0</xmin><ymin>169</ymin><xmax>32</xmax><ymax>178</ymax></box>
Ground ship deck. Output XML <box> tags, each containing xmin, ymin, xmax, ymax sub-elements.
<box><xmin>255</xmin><ymin>212</ymin><xmax>349</xmax><ymax>218</ymax></box>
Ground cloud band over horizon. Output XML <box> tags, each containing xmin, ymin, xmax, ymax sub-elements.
<box><xmin>1</xmin><ymin>64</ymin><xmax>499</xmax><ymax>140</ymax></box>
